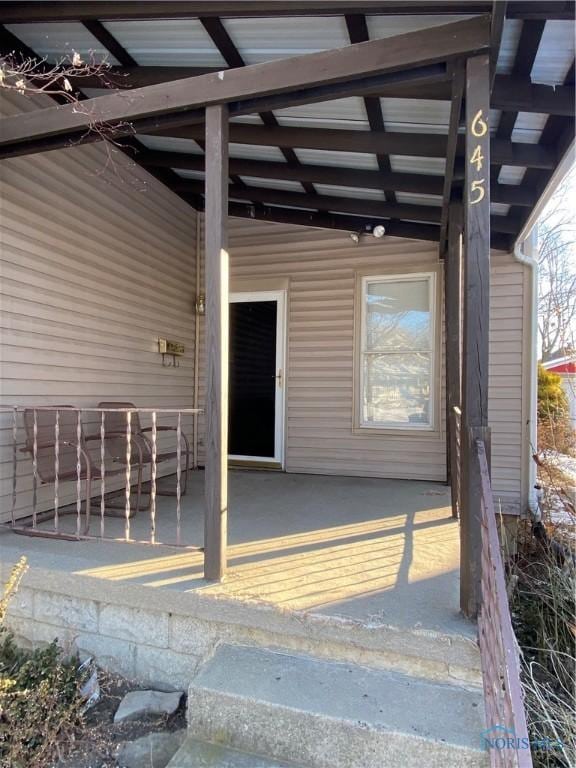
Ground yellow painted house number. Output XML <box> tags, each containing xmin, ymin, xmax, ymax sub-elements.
<box><xmin>469</xmin><ymin>109</ymin><xmax>488</xmax><ymax>205</ymax></box>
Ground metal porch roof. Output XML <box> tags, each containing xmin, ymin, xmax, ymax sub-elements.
<box><xmin>1</xmin><ymin>1</ymin><xmax>574</xmax><ymax>250</ymax></box>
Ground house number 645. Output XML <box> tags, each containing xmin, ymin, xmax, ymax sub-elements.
<box><xmin>471</xmin><ymin>109</ymin><xmax>488</xmax><ymax>137</ymax></box>
<box><xmin>469</xmin><ymin>109</ymin><xmax>488</xmax><ymax>204</ymax></box>
<box><xmin>470</xmin><ymin>178</ymin><xmax>485</xmax><ymax>204</ymax></box>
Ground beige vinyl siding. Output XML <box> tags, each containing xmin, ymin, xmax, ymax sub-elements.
<box><xmin>489</xmin><ymin>251</ymin><xmax>529</xmax><ymax>513</ymax></box>
<box><xmin>0</xmin><ymin>91</ymin><xmax>197</xmax><ymax>521</ymax></box>
<box><xmin>197</xmin><ymin>219</ymin><xmax>528</xmax><ymax>510</ymax></box>
<box><xmin>197</xmin><ymin>216</ymin><xmax>448</xmax><ymax>481</ymax></box>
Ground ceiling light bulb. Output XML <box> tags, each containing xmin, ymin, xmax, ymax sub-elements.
<box><xmin>373</xmin><ymin>225</ymin><xmax>386</xmax><ymax>239</ymax></box>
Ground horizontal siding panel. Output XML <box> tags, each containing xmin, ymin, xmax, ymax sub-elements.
<box><xmin>0</xmin><ymin>90</ymin><xmax>197</xmax><ymax>521</ymax></box>
<box><xmin>197</xmin><ymin>215</ymin><xmax>447</xmax><ymax>480</ymax></box>
<box><xmin>196</xmin><ymin>219</ymin><xmax>527</xmax><ymax>505</ymax></box>
<box><xmin>488</xmin><ymin>253</ymin><xmax>527</xmax><ymax>508</ymax></box>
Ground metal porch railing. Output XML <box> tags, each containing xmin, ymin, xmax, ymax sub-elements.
<box><xmin>1</xmin><ymin>406</ymin><xmax>201</xmax><ymax>547</ymax></box>
<box><xmin>450</xmin><ymin>405</ymin><xmax>462</xmax><ymax>518</ymax></box>
<box><xmin>476</xmin><ymin>438</ymin><xmax>533</xmax><ymax>768</ymax></box>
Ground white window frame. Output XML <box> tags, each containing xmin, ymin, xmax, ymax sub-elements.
<box><xmin>359</xmin><ymin>271</ymin><xmax>437</xmax><ymax>431</ymax></box>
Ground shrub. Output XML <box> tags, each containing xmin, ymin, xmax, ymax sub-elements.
<box><xmin>537</xmin><ymin>364</ymin><xmax>575</xmax><ymax>456</ymax></box>
<box><xmin>511</xmin><ymin>523</ymin><xmax>576</xmax><ymax>768</ymax></box>
<box><xmin>0</xmin><ymin>558</ymin><xmax>84</xmax><ymax>768</ymax></box>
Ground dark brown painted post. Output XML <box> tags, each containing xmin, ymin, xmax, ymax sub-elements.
<box><xmin>204</xmin><ymin>104</ymin><xmax>229</xmax><ymax>581</ymax></box>
<box><xmin>445</xmin><ymin>201</ymin><xmax>463</xmax><ymax>517</ymax></box>
<box><xmin>461</xmin><ymin>54</ymin><xmax>491</xmax><ymax>618</ymax></box>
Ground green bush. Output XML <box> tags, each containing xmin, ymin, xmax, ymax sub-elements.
<box><xmin>0</xmin><ymin>558</ymin><xmax>84</xmax><ymax>768</ymax></box>
<box><xmin>538</xmin><ymin>365</ymin><xmax>569</xmax><ymax>421</ymax></box>
<box><xmin>537</xmin><ymin>364</ymin><xmax>574</xmax><ymax>456</ymax></box>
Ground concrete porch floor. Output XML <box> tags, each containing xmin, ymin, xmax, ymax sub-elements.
<box><xmin>1</xmin><ymin>470</ymin><xmax>473</xmax><ymax>639</ymax></box>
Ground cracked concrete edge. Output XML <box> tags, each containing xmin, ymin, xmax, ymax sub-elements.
<box><xmin>1</xmin><ymin>559</ymin><xmax>480</xmax><ymax>677</ymax></box>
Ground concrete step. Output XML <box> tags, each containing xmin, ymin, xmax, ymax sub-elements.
<box><xmin>167</xmin><ymin>737</ymin><xmax>307</xmax><ymax>767</ymax></box>
<box><xmin>187</xmin><ymin>644</ymin><xmax>489</xmax><ymax>768</ymax></box>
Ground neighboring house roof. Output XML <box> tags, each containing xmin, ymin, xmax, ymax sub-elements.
<box><xmin>542</xmin><ymin>356</ymin><xmax>576</xmax><ymax>374</ymax></box>
<box><xmin>0</xmin><ymin>2</ymin><xmax>574</xmax><ymax>251</ymax></box>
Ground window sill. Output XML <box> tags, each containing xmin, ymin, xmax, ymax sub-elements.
<box><xmin>353</xmin><ymin>424</ymin><xmax>442</xmax><ymax>439</ymax></box>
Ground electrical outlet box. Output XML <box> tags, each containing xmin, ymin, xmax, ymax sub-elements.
<box><xmin>158</xmin><ymin>338</ymin><xmax>184</xmax><ymax>356</ymax></box>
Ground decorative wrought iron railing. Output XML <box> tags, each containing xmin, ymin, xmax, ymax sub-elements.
<box><xmin>450</xmin><ymin>405</ymin><xmax>462</xmax><ymax>518</ymax></box>
<box><xmin>1</xmin><ymin>406</ymin><xmax>201</xmax><ymax>547</ymax></box>
<box><xmin>476</xmin><ymin>438</ymin><xmax>533</xmax><ymax>768</ymax></box>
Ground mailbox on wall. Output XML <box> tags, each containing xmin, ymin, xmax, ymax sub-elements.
<box><xmin>158</xmin><ymin>338</ymin><xmax>185</xmax><ymax>367</ymax></box>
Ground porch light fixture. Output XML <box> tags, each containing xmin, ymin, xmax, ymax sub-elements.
<box><xmin>349</xmin><ymin>224</ymin><xmax>386</xmax><ymax>244</ymax></box>
<box><xmin>196</xmin><ymin>293</ymin><xmax>206</xmax><ymax>316</ymax></box>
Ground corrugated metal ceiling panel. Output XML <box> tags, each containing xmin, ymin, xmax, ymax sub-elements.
<box><xmin>495</xmin><ymin>19</ymin><xmax>522</xmax><ymax>75</ymax></box>
<box><xmin>512</xmin><ymin>112</ymin><xmax>549</xmax><ymax>144</ymax></box>
<box><xmin>231</xmin><ymin>114</ymin><xmax>264</xmax><ymax>125</ymax></box>
<box><xmin>489</xmin><ymin>109</ymin><xmax>502</xmax><ymax>135</ymax></box>
<box><xmin>367</xmin><ymin>14</ymin><xmax>468</xmax><ymax>39</ymax></box>
<box><xmin>531</xmin><ymin>20</ymin><xmax>575</xmax><ymax>85</ymax></box>
<box><xmin>229</xmin><ymin>143</ymin><xmax>287</xmax><ymax>162</ymax></box>
<box><xmin>5</xmin><ymin>22</ymin><xmax>120</xmax><ymax>64</ymax></box>
<box><xmin>498</xmin><ymin>166</ymin><xmax>526</xmax><ymax>185</ymax></box>
<box><xmin>390</xmin><ymin>156</ymin><xmax>446</xmax><ymax>175</ymax></box>
<box><xmin>174</xmin><ymin>169</ymin><xmax>205</xmax><ymax>181</ymax></box>
<box><xmin>239</xmin><ymin>176</ymin><xmax>304</xmax><ymax>192</ymax></box>
<box><xmin>314</xmin><ymin>184</ymin><xmax>385</xmax><ymax>201</ymax></box>
<box><xmin>137</xmin><ymin>135</ymin><xmax>203</xmax><ymax>154</ymax></box>
<box><xmin>222</xmin><ymin>16</ymin><xmax>349</xmax><ymax>65</ymax></box>
<box><xmin>380</xmin><ymin>98</ymin><xmax>450</xmax><ymax>133</ymax></box>
<box><xmin>259</xmin><ymin>202</ymin><xmax>317</xmax><ymax>213</ymax></box>
<box><xmin>274</xmin><ymin>97</ymin><xmax>369</xmax><ymax>131</ymax></box>
<box><xmin>293</xmin><ymin>149</ymin><xmax>379</xmax><ymax>170</ymax></box>
<box><xmin>102</xmin><ymin>20</ymin><xmax>227</xmax><ymax>66</ymax></box>
<box><xmin>275</xmin><ymin>115</ymin><xmax>369</xmax><ymax>131</ymax></box>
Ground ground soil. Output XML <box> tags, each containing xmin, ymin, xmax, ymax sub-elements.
<box><xmin>52</xmin><ymin>671</ymin><xmax>186</xmax><ymax>768</ymax></box>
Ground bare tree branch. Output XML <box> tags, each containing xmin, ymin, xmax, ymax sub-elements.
<box><xmin>537</xmin><ymin>170</ymin><xmax>576</xmax><ymax>361</ymax></box>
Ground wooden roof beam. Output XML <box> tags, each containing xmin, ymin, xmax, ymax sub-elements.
<box><xmin>141</xmin><ymin>148</ymin><xmax>537</xmax><ymax>206</ymax></box>
<box><xmin>225</xmin><ymin>201</ymin><xmax>442</xmax><ymax>241</ymax></box>
<box><xmin>174</xmin><ymin>178</ymin><xmax>443</xmax><ymax>222</ymax></box>
<box><xmin>61</xmin><ymin>66</ymin><xmax>575</xmax><ymax>117</ymax></box>
<box><xmin>141</xmin><ymin>149</ymin><xmax>445</xmax><ymax>194</ymax></box>
<box><xmin>152</xmin><ymin>123</ymin><xmax>557</xmax><ymax>168</ymax></box>
<box><xmin>211</xmin><ymin>201</ymin><xmax>512</xmax><ymax>250</ymax></box>
<box><xmin>199</xmin><ymin>15</ymin><xmax>315</xmax><ymax>194</ymax></box>
<box><xmin>171</xmin><ymin>177</ymin><xmax>522</xmax><ymax>234</ymax></box>
<box><xmin>0</xmin><ymin>3</ymin><xmax>494</xmax><ymax>23</ymax></box>
<box><xmin>439</xmin><ymin>61</ymin><xmax>465</xmax><ymax>254</ymax></box>
<box><xmin>346</xmin><ymin>13</ymin><xmax>396</xmax><ymax>204</ymax></box>
<box><xmin>3</xmin><ymin>1</ymin><xmax>571</xmax><ymax>23</ymax></box>
<box><xmin>0</xmin><ymin>16</ymin><xmax>491</xmax><ymax>157</ymax></box>
<box><xmin>492</xmin><ymin>19</ymin><xmax>546</xmax><ymax>182</ymax></box>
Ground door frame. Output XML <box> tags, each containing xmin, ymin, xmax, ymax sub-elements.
<box><xmin>228</xmin><ymin>289</ymin><xmax>287</xmax><ymax>468</ymax></box>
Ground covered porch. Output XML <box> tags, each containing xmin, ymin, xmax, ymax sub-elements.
<box><xmin>1</xmin><ymin>470</ymin><xmax>470</xmax><ymax>638</ymax></box>
<box><xmin>2</xmin><ymin>5</ymin><xmax>570</xmax><ymax>762</ymax></box>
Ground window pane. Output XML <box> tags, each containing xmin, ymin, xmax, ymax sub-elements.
<box><xmin>365</xmin><ymin>278</ymin><xmax>431</xmax><ymax>351</ymax></box>
<box><xmin>362</xmin><ymin>352</ymin><xmax>431</xmax><ymax>426</ymax></box>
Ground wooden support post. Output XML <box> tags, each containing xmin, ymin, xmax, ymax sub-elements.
<box><xmin>445</xmin><ymin>201</ymin><xmax>463</xmax><ymax>517</ymax></box>
<box><xmin>461</xmin><ymin>54</ymin><xmax>491</xmax><ymax>618</ymax></box>
<box><xmin>204</xmin><ymin>104</ymin><xmax>229</xmax><ymax>581</ymax></box>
